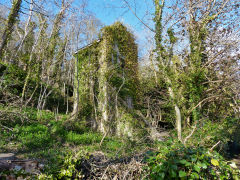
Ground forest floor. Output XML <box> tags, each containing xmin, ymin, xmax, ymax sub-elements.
<box><xmin>1</xmin><ymin>104</ymin><xmax>240</xmax><ymax>179</ymax></box>
<box><xmin>0</xmin><ymin>105</ymin><xmax>160</xmax><ymax>178</ymax></box>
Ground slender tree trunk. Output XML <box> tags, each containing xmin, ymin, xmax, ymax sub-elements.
<box><xmin>168</xmin><ymin>86</ymin><xmax>182</xmax><ymax>140</ymax></box>
<box><xmin>11</xmin><ymin>0</ymin><xmax>33</xmax><ymax>60</ymax></box>
<box><xmin>0</xmin><ymin>0</ymin><xmax>22</xmax><ymax>59</ymax></box>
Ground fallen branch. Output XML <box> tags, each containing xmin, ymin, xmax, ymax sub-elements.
<box><xmin>135</xmin><ymin>110</ymin><xmax>169</xmax><ymax>141</ymax></box>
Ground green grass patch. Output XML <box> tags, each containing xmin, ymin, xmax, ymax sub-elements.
<box><xmin>14</xmin><ymin>124</ymin><xmax>52</xmax><ymax>150</ymax></box>
<box><xmin>66</xmin><ymin>131</ymin><xmax>103</xmax><ymax>145</ymax></box>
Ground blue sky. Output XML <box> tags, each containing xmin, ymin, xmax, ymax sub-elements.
<box><xmin>85</xmin><ymin>0</ymin><xmax>156</xmax><ymax>59</ymax></box>
<box><xmin>87</xmin><ymin>0</ymin><xmax>154</xmax><ymax>29</ymax></box>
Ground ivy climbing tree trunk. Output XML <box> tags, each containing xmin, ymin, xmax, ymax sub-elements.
<box><xmin>154</xmin><ymin>0</ymin><xmax>182</xmax><ymax>141</ymax></box>
<box><xmin>0</xmin><ymin>0</ymin><xmax>22</xmax><ymax>59</ymax></box>
<box><xmin>98</xmin><ymin>38</ymin><xmax>109</xmax><ymax>134</ymax></box>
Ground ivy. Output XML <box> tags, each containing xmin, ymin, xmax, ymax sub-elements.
<box><xmin>146</xmin><ymin>146</ymin><xmax>240</xmax><ymax>179</ymax></box>
<box><xmin>74</xmin><ymin>22</ymin><xmax>139</xmax><ymax>135</ymax></box>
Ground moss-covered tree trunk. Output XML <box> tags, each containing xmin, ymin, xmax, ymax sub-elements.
<box><xmin>0</xmin><ymin>0</ymin><xmax>22</xmax><ymax>59</ymax></box>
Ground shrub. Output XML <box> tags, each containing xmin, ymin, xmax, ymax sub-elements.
<box><xmin>38</xmin><ymin>151</ymin><xmax>85</xmax><ymax>179</ymax></box>
<box><xmin>146</xmin><ymin>145</ymin><xmax>240</xmax><ymax>179</ymax></box>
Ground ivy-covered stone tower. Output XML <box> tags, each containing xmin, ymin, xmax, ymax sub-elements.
<box><xmin>73</xmin><ymin>22</ymin><xmax>140</xmax><ymax>137</ymax></box>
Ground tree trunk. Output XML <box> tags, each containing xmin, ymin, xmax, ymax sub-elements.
<box><xmin>72</xmin><ymin>54</ymin><xmax>80</xmax><ymax>118</ymax></box>
<box><xmin>0</xmin><ymin>0</ymin><xmax>22</xmax><ymax>59</ymax></box>
<box><xmin>168</xmin><ymin>86</ymin><xmax>182</xmax><ymax>141</ymax></box>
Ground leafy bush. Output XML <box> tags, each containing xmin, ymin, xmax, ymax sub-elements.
<box><xmin>146</xmin><ymin>145</ymin><xmax>240</xmax><ymax>179</ymax></box>
<box><xmin>38</xmin><ymin>151</ymin><xmax>85</xmax><ymax>179</ymax></box>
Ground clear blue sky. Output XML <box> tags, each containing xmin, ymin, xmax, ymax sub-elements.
<box><xmin>87</xmin><ymin>0</ymin><xmax>154</xmax><ymax>29</ymax></box>
<box><xmin>86</xmin><ymin>0</ymin><xmax>156</xmax><ymax>58</ymax></box>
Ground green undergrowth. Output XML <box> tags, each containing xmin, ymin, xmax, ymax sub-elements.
<box><xmin>1</xmin><ymin>104</ymin><xmax>238</xmax><ymax>179</ymax></box>
<box><xmin>142</xmin><ymin>118</ymin><xmax>240</xmax><ymax>179</ymax></box>
<box><xmin>0</xmin><ymin>105</ymin><xmax>155</xmax><ymax>177</ymax></box>
<box><xmin>181</xmin><ymin>118</ymin><xmax>240</xmax><ymax>158</ymax></box>
<box><xmin>146</xmin><ymin>142</ymin><xmax>240</xmax><ymax>179</ymax></box>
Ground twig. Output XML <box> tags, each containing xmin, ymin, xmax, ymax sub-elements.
<box><xmin>100</xmin><ymin>165</ymin><xmax>109</xmax><ymax>180</ymax></box>
<box><xmin>210</xmin><ymin>141</ymin><xmax>221</xmax><ymax>151</ymax></box>
<box><xmin>99</xmin><ymin>130</ymin><xmax>108</xmax><ymax>147</ymax></box>
<box><xmin>0</xmin><ymin>124</ymin><xmax>13</xmax><ymax>131</ymax></box>
<box><xmin>183</xmin><ymin>124</ymin><xmax>197</xmax><ymax>145</ymax></box>
<box><xmin>122</xmin><ymin>0</ymin><xmax>155</xmax><ymax>32</ymax></box>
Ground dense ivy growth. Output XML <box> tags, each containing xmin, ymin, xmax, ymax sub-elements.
<box><xmin>74</xmin><ymin>22</ymin><xmax>141</xmax><ymax>137</ymax></box>
<box><xmin>146</xmin><ymin>145</ymin><xmax>240</xmax><ymax>179</ymax></box>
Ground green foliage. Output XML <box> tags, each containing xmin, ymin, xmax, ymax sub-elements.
<box><xmin>167</xmin><ymin>28</ymin><xmax>177</xmax><ymax>44</ymax></box>
<box><xmin>38</xmin><ymin>151</ymin><xmax>85</xmax><ymax>179</ymax></box>
<box><xmin>146</xmin><ymin>145</ymin><xmax>240</xmax><ymax>180</ymax></box>
<box><xmin>74</xmin><ymin>22</ymin><xmax>139</xmax><ymax>135</ymax></box>
<box><xmin>14</xmin><ymin>124</ymin><xmax>51</xmax><ymax>149</ymax></box>
<box><xmin>154</xmin><ymin>0</ymin><xmax>165</xmax><ymax>59</ymax></box>
<box><xmin>1</xmin><ymin>105</ymin><xmax>157</xmax><ymax>178</ymax></box>
<box><xmin>74</xmin><ymin>41</ymin><xmax>99</xmax><ymax>121</ymax></box>
<box><xmin>102</xmin><ymin>22</ymin><xmax>139</xmax><ymax>97</ymax></box>
<box><xmin>182</xmin><ymin>118</ymin><xmax>240</xmax><ymax>155</ymax></box>
<box><xmin>66</xmin><ymin>131</ymin><xmax>102</xmax><ymax>145</ymax></box>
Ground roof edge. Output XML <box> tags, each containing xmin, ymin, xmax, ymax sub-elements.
<box><xmin>74</xmin><ymin>39</ymin><xmax>101</xmax><ymax>54</ymax></box>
